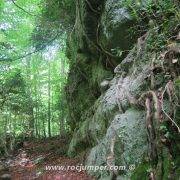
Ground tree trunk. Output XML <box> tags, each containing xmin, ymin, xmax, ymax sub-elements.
<box><xmin>48</xmin><ymin>62</ymin><xmax>51</xmax><ymax>137</ymax></box>
<box><xmin>59</xmin><ymin>58</ymin><xmax>65</xmax><ymax>136</ymax></box>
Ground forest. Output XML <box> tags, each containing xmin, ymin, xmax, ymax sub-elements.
<box><xmin>0</xmin><ymin>0</ymin><xmax>180</xmax><ymax>179</ymax></box>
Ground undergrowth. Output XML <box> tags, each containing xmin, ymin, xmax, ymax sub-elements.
<box><xmin>122</xmin><ymin>0</ymin><xmax>180</xmax><ymax>52</ymax></box>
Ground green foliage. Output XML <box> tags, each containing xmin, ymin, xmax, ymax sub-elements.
<box><xmin>42</xmin><ymin>0</ymin><xmax>75</xmax><ymax>27</ymax></box>
<box><xmin>5</xmin><ymin>69</ymin><xmax>25</xmax><ymax>92</ymax></box>
<box><xmin>131</xmin><ymin>162</ymin><xmax>149</xmax><ymax>180</ymax></box>
<box><xmin>0</xmin><ymin>0</ymin><xmax>4</xmax><ymax>12</ymax></box>
<box><xmin>175</xmin><ymin>78</ymin><xmax>180</xmax><ymax>87</ymax></box>
<box><xmin>123</xmin><ymin>0</ymin><xmax>180</xmax><ymax>52</ymax></box>
<box><xmin>0</xmin><ymin>0</ymin><xmax>70</xmax><ymax>147</ymax></box>
<box><xmin>0</xmin><ymin>0</ymin><xmax>42</xmax><ymax>61</ymax></box>
<box><xmin>31</xmin><ymin>0</ymin><xmax>75</xmax><ymax>50</ymax></box>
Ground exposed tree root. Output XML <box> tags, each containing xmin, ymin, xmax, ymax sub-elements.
<box><xmin>149</xmin><ymin>171</ymin><xmax>156</xmax><ymax>180</ymax></box>
<box><xmin>162</xmin><ymin>80</ymin><xmax>180</xmax><ymax>133</ymax></box>
<box><xmin>145</xmin><ymin>97</ymin><xmax>158</xmax><ymax>163</ymax></box>
<box><xmin>137</xmin><ymin>90</ymin><xmax>163</xmax><ymax>123</ymax></box>
<box><xmin>106</xmin><ymin>136</ymin><xmax>118</xmax><ymax>180</ymax></box>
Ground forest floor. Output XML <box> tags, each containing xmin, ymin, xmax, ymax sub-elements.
<box><xmin>0</xmin><ymin>137</ymin><xmax>93</xmax><ymax>180</ymax></box>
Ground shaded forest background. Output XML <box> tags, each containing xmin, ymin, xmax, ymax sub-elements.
<box><xmin>0</xmin><ymin>0</ymin><xmax>72</xmax><ymax>155</ymax></box>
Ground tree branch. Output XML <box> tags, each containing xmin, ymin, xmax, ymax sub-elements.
<box><xmin>0</xmin><ymin>32</ymin><xmax>60</xmax><ymax>61</ymax></box>
<box><xmin>11</xmin><ymin>0</ymin><xmax>37</xmax><ymax>17</ymax></box>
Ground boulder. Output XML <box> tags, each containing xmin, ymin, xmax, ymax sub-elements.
<box><xmin>86</xmin><ymin>108</ymin><xmax>147</xmax><ymax>179</ymax></box>
<box><xmin>101</xmin><ymin>0</ymin><xmax>136</xmax><ymax>52</ymax></box>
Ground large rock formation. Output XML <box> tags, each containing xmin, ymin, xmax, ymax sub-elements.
<box><xmin>66</xmin><ymin>0</ymin><xmax>180</xmax><ymax>179</ymax></box>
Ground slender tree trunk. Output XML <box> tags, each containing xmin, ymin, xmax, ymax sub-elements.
<box><xmin>34</xmin><ymin>76</ymin><xmax>40</xmax><ymax>138</ymax></box>
<box><xmin>4</xmin><ymin>114</ymin><xmax>9</xmax><ymax>156</ymax></box>
<box><xmin>60</xmin><ymin>58</ymin><xmax>65</xmax><ymax>135</ymax></box>
<box><xmin>29</xmin><ymin>107</ymin><xmax>35</xmax><ymax>138</ymax></box>
<box><xmin>35</xmin><ymin>105</ymin><xmax>39</xmax><ymax>138</ymax></box>
<box><xmin>8</xmin><ymin>110</ymin><xmax>14</xmax><ymax>152</ymax></box>
<box><xmin>26</xmin><ymin>58</ymin><xmax>35</xmax><ymax>138</ymax></box>
<box><xmin>48</xmin><ymin>62</ymin><xmax>51</xmax><ymax>137</ymax></box>
<box><xmin>42</xmin><ymin>115</ymin><xmax>46</xmax><ymax>138</ymax></box>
